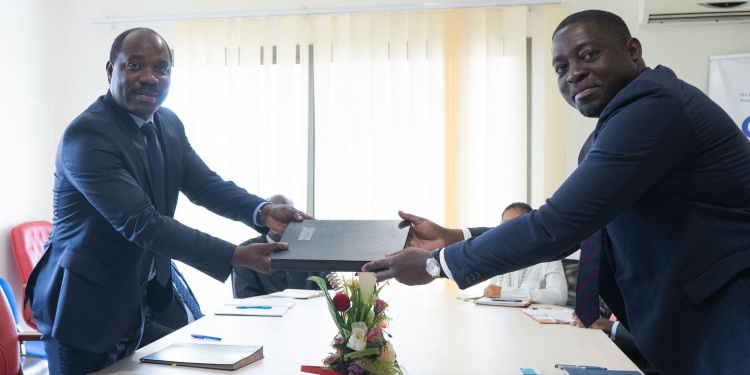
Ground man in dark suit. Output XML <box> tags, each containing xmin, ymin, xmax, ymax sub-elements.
<box><xmin>139</xmin><ymin>262</ymin><xmax>202</xmax><ymax>348</ymax></box>
<box><xmin>233</xmin><ymin>194</ymin><xmax>329</xmax><ymax>298</ymax></box>
<box><xmin>25</xmin><ymin>28</ymin><xmax>311</xmax><ymax>375</ymax></box>
<box><xmin>364</xmin><ymin>10</ymin><xmax>750</xmax><ymax>374</ymax></box>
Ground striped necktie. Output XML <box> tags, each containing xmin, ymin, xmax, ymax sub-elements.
<box><xmin>575</xmin><ymin>230</ymin><xmax>603</xmax><ymax>327</ymax></box>
<box><xmin>171</xmin><ymin>265</ymin><xmax>203</xmax><ymax>319</ymax></box>
<box><xmin>140</xmin><ymin>121</ymin><xmax>171</xmax><ymax>287</ymax></box>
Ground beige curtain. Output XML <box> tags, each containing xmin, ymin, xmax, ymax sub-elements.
<box><xmin>165</xmin><ymin>7</ymin><xmax>530</xmax><ymax>301</ymax></box>
<box><xmin>166</xmin><ymin>18</ymin><xmax>311</xmax><ymax>310</ymax></box>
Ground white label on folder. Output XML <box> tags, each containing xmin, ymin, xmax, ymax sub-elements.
<box><xmin>298</xmin><ymin>227</ymin><xmax>315</xmax><ymax>241</ymax></box>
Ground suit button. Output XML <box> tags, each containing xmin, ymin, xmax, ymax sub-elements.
<box><xmin>142</xmin><ymin>280</ymin><xmax>148</xmax><ymax>287</ymax></box>
<box><xmin>473</xmin><ymin>272</ymin><xmax>481</xmax><ymax>278</ymax></box>
<box><xmin>465</xmin><ymin>276</ymin><xmax>472</xmax><ymax>283</ymax></box>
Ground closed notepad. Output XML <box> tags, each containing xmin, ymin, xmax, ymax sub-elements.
<box><xmin>140</xmin><ymin>343</ymin><xmax>263</xmax><ymax>370</ymax></box>
<box><xmin>271</xmin><ymin>220</ymin><xmax>409</xmax><ymax>271</ymax></box>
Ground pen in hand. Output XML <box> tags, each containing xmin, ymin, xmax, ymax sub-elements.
<box><xmin>191</xmin><ymin>334</ymin><xmax>222</xmax><ymax>341</ymax></box>
<box><xmin>236</xmin><ymin>305</ymin><xmax>273</xmax><ymax>309</ymax></box>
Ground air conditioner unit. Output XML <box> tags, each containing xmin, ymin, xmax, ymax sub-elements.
<box><xmin>639</xmin><ymin>0</ymin><xmax>750</xmax><ymax>26</ymax></box>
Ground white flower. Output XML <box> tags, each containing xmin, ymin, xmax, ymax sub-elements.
<box><xmin>347</xmin><ymin>322</ymin><xmax>368</xmax><ymax>351</ymax></box>
<box><xmin>359</xmin><ymin>272</ymin><xmax>376</xmax><ymax>303</ymax></box>
<box><xmin>378</xmin><ymin>342</ymin><xmax>396</xmax><ymax>363</ymax></box>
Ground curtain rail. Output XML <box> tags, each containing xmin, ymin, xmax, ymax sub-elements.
<box><xmin>89</xmin><ymin>0</ymin><xmax>563</xmax><ymax>24</ymax></box>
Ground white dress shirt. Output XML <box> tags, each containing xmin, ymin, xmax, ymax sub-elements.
<box><xmin>490</xmin><ymin>261</ymin><xmax>568</xmax><ymax>306</ymax></box>
<box><xmin>440</xmin><ymin>228</ymin><xmax>568</xmax><ymax>306</ymax></box>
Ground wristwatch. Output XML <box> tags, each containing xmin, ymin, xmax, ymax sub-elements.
<box><xmin>426</xmin><ymin>249</ymin><xmax>446</xmax><ymax>278</ymax></box>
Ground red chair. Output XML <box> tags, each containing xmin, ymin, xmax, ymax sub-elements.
<box><xmin>10</xmin><ymin>221</ymin><xmax>51</xmax><ymax>330</ymax></box>
<box><xmin>1</xmin><ymin>286</ymin><xmax>44</xmax><ymax>375</ymax></box>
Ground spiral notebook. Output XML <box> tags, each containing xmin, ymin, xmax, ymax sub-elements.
<box><xmin>214</xmin><ymin>298</ymin><xmax>296</xmax><ymax>317</ymax></box>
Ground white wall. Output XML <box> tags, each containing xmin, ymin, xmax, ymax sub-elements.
<box><xmin>562</xmin><ymin>0</ymin><xmax>750</xmax><ymax>176</ymax></box>
<box><xmin>0</xmin><ymin>0</ymin><xmax>57</xmax><ymax>320</ymax></box>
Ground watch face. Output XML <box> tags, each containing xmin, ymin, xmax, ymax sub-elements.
<box><xmin>426</xmin><ymin>258</ymin><xmax>440</xmax><ymax>277</ymax></box>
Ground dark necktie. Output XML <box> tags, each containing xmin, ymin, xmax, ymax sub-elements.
<box><xmin>171</xmin><ymin>265</ymin><xmax>203</xmax><ymax>319</ymax></box>
<box><xmin>140</xmin><ymin>121</ymin><xmax>171</xmax><ymax>287</ymax></box>
<box><xmin>575</xmin><ymin>230</ymin><xmax>603</xmax><ymax>327</ymax></box>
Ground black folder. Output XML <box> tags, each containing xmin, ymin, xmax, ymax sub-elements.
<box><xmin>140</xmin><ymin>343</ymin><xmax>263</xmax><ymax>370</ymax></box>
<box><xmin>270</xmin><ymin>220</ymin><xmax>409</xmax><ymax>271</ymax></box>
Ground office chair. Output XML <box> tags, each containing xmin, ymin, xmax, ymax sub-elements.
<box><xmin>561</xmin><ymin>258</ymin><xmax>579</xmax><ymax>308</ymax></box>
<box><xmin>0</xmin><ymin>282</ymin><xmax>47</xmax><ymax>375</ymax></box>
<box><xmin>10</xmin><ymin>220</ymin><xmax>51</xmax><ymax>331</ymax></box>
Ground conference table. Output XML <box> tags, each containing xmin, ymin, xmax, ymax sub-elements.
<box><xmin>95</xmin><ymin>288</ymin><xmax>641</xmax><ymax>375</ymax></box>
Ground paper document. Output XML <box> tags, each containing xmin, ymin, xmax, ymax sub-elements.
<box><xmin>214</xmin><ymin>297</ymin><xmax>296</xmax><ymax>317</ymax></box>
<box><xmin>268</xmin><ymin>289</ymin><xmax>324</xmax><ymax>299</ymax></box>
<box><xmin>523</xmin><ymin>308</ymin><xmax>575</xmax><ymax>324</ymax></box>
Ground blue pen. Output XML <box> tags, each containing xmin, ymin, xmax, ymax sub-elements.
<box><xmin>558</xmin><ymin>365</ymin><xmax>607</xmax><ymax>370</ymax></box>
<box><xmin>236</xmin><ymin>305</ymin><xmax>273</xmax><ymax>309</ymax></box>
<box><xmin>490</xmin><ymin>298</ymin><xmax>524</xmax><ymax>303</ymax></box>
<box><xmin>191</xmin><ymin>334</ymin><xmax>222</xmax><ymax>341</ymax></box>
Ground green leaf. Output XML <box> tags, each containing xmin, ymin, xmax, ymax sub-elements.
<box><xmin>343</xmin><ymin>347</ymin><xmax>381</xmax><ymax>360</ymax></box>
<box><xmin>307</xmin><ymin>276</ymin><xmax>350</xmax><ymax>337</ymax></box>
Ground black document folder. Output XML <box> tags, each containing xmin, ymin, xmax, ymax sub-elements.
<box><xmin>140</xmin><ymin>343</ymin><xmax>263</xmax><ymax>370</ymax></box>
<box><xmin>270</xmin><ymin>220</ymin><xmax>409</xmax><ymax>272</ymax></box>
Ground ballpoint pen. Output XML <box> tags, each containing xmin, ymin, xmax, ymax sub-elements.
<box><xmin>236</xmin><ymin>305</ymin><xmax>273</xmax><ymax>309</ymax></box>
<box><xmin>191</xmin><ymin>334</ymin><xmax>222</xmax><ymax>341</ymax></box>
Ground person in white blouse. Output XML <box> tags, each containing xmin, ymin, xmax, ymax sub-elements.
<box><xmin>483</xmin><ymin>203</ymin><xmax>568</xmax><ymax>306</ymax></box>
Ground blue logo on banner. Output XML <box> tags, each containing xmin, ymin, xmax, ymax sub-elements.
<box><xmin>743</xmin><ymin>116</ymin><xmax>750</xmax><ymax>137</ymax></box>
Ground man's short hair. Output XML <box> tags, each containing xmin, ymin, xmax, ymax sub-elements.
<box><xmin>552</xmin><ymin>10</ymin><xmax>632</xmax><ymax>46</ymax></box>
<box><xmin>110</xmin><ymin>28</ymin><xmax>173</xmax><ymax>65</ymax></box>
<box><xmin>502</xmin><ymin>202</ymin><xmax>532</xmax><ymax>217</ymax></box>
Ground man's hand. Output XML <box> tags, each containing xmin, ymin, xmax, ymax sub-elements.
<box><xmin>259</xmin><ymin>204</ymin><xmax>313</xmax><ymax>235</ymax></box>
<box><xmin>570</xmin><ymin>313</ymin><xmax>614</xmax><ymax>335</ymax></box>
<box><xmin>399</xmin><ymin>211</ymin><xmax>464</xmax><ymax>250</ymax></box>
<box><xmin>484</xmin><ymin>284</ymin><xmax>502</xmax><ymax>298</ymax></box>
<box><xmin>231</xmin><ymin>242</ymin><xmax>289</xmax><ymax>275</ymax></box>
<box><xmin>362</xmin><ymin>247</ymin><xmax>435</xmax><ymax>285</ymax></box>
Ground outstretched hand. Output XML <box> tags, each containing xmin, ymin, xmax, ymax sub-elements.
<box><xmin>362</xmin><ymin>247</ymin><xmax>435</xmax><ymax>285</ymax></box>
<box><xmin>399</xmin><ymin>210</ymin><xmax>463</xmax><ymax>250</ymax></box>
<box><xmin>232</xmin><ymin>242</ymin><xmax>289</xmax><ymax>275</ymax></box>
<box><xmin>260</xmin><ymin>204</ymin><xmax>314</xmax><ymax>235</ymax></box>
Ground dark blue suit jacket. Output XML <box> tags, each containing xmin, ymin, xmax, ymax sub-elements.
<box><xmin>447</xmin><ymin>66</ymin><xmax>750</xmax><ymax>374</ymax></box>
<box><xmin>27</xmin><ymin>91</ymin><xmax>267</xmax><ymax>352</ymax></box>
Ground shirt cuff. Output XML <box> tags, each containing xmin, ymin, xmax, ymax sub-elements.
<box><xmin>500</xmin><ymin>288</ymin><xmax>512</xmax><ymax>299</ymax></box>
<box><xmin>439</xmin><ymin>247</ymin><xmax>455</xmax><ymax>281</ymax></box>
<box><xmin>253</xmin><ymin>202</ymin><xmax>271</xmax><ymax>228</ymax></box>
<box><xmin>610</xmin><ymin>321</ymin><xmax>619</xmax><ymax>341</ymax></box>
<box><xmin>462</xmin><ymin>228</ymin><xmax>471</xmax><ymax>240</ymax></box>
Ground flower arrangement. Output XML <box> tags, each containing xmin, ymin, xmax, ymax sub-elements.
<box><xmin>304</xmin><ymin>272</ymin><xmax>402</xmax><ymax>375</ymax></box>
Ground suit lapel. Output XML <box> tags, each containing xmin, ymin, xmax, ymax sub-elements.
<box><xmin>102</xmin><ymin>92</ymin><xmax>155</xmax><ymax>195</ymax></box>
<box><xmin>154</xmin><ymin>111</ymin><xmax>181</xmax><ymax>217</ymax></box>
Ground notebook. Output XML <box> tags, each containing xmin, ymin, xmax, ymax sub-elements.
<box><xmin>475</xmin><ymin>297</ymin><xmax>532</xmax><ymax>307</ymax></box>
<box><xmin>522</xmin><ymin>308</ymin><xmax>576</xmax><ymax>324</ymax></box>
<box><xmin>271</xmin><ymin>220</ymin><xmax>409</xmax><ymax>271</ymax></box>
<box><xmin>564</xmin><ymin>369</ymin><xmax>642</xmax><ymax>375</ymax></box>
<box><xmin>214</xmin><ymin>298</ymin><xmax>296</xmax><ymax>317</ymax></box>
<box><xmin>140</xmin><ymin>343</ymin><xmax>263</xmax><ymax>370</ymax></box>
<box><xmin>268</xmin><ymin>288</ymin><xmax>324</xmax><ymax>299</ymax></box>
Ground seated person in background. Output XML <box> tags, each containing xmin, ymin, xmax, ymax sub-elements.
<box><xmin>140</xmin><ymin>262</ymin><xmax>202</xmax><ymax>348</ymax></box>
<box><xmin>233</xmin><ymin>194</ymin><xmax>330</xmax><ymax>298</ymax></box>
<box><xmin>483</xmin><ymin>203</ymin><xmax>568</xmax><ymax>306</ymax></box>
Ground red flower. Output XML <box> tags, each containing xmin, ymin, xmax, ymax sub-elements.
<box><xmin>333</xmin><ymin>293</ymin><xmax>350</xmax><ymax>312</ymax></box>
<box><xmin>365</xmin><ymin>327</ymin><xmax>382</xmax><ymax>342</ymax></box>
<box><xmin>374</xmin><ymin>299</ymin><xmax>387</xmax><ymax>314</ymax></box>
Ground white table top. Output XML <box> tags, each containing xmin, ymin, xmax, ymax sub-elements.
<box><xmin>95</xmin><ymin>290</ymin><xmax>640</xmax><ymax>375</ymax></box>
